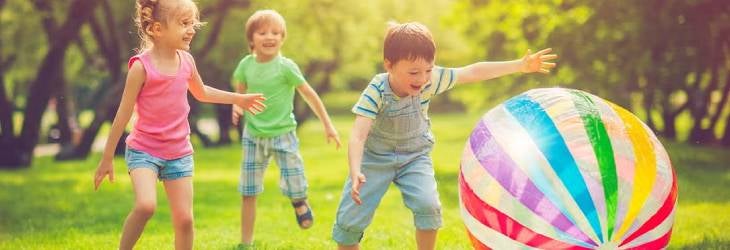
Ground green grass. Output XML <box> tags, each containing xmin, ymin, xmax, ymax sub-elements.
<box><xmin>1</xmin><ymin>113</ymin><xmax>730</xmax><ymax>249</ymax></box>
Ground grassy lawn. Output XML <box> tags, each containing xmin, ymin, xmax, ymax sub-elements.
<box><xmin>1</xmin><ymin>113</ymin><xmax>729</xmax><ymax>249</ymax></box>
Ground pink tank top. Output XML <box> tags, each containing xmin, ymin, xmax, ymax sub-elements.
<box><xmin>125</xmin><ymin>50</ymin><xmax>194</xmax><ymax>160</ymax></box>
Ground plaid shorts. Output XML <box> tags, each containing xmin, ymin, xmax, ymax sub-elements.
<box><xmin>239</xmin><ymin>129</ymin><xmax>307</xmax><ymax>199</ymax></box>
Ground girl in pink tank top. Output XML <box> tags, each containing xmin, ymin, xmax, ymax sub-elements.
<box><xmin>93</xmin><ymin>1</ymin><xmax>266</xmax><ymax>249</ymax></box>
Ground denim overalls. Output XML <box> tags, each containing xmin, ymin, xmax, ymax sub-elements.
<box><xmin>333</xmin><ymin>79</ymin><xmax>442</xmax><ymax>245</ymax></box>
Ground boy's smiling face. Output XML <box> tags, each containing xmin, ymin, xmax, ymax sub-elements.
<box><xmin>251</xmin><ymin>24</ymin><xmax>284</xmax><ymax>61</ymax></box>
<box><xmin>385</xmin><ymin>58</ymin><xmax>434</xmax><ymax>97</ymax></box>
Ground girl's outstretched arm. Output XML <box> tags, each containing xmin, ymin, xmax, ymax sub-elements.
<box><xmin>296</xmin><ymin>82</ymin><xmax>341</xmax><ymax>149</ymax></box>
<box><xmin>454</xmin><ymin>48</ymin><xmax>557</xmax><ymax>85</ymax></box>
<box><xmin>94</xmin><ymin>60</ymin><xmax>145</xmax><ymax>190</ymax></box>
<box><xmin>187</xmin><ymin>55</ymin><xmax>266</xmax><ymax>114</ymax></box>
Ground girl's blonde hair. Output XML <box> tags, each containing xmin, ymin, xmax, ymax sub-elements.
<box><xmin>134</xmin><ymin>0</ymin><xmax>201</xmax><ymax>51</ymax></box>
<box><xmin>245</xmin><ymin>9</ymin><xmax>287</xmax><ymax>52</ymax></box>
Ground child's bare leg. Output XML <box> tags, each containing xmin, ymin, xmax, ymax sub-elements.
<box><xmin>241</xmin><ymin>196</ymin><xmax>257</xmax><ymax>244</ymax></box>
<box><xmin>120</xmin><ymin>168</ymin><xmax>158</xmax><ymax>250</ymax></box>
<box><xmin>164</xmin><ymin>176</ymin><xmax>194</xmax><ymax>250</ymax></box>
<box><xmin>415</xmin><ymin>229</ymin><xmax>437</xmax><ymax>250</ymax></box>
<box><xmin>338</xmin><ymin>244</ymin><xmax>359</xmax><ymax>250</ymax></box>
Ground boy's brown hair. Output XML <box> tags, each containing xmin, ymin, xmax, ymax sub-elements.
<box><xmin>245</xmin><ymin>9</ymin><xmax>287</xmax><ymax>52</ymax></box>
<box><xmin>383</xmin><ymin>22</ymin><xmax>436</xmax><ymax>64</ymax></box>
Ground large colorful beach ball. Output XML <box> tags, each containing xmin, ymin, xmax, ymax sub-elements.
<box><xmin>459</xmin><ymin>88</ymin><xmax>677</xmax><ymax>249</ymax></box>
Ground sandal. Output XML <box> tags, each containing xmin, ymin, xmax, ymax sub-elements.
<box><xmin>292</xmin><ymin>200</ymin><xmax>314</xmax><ymax>229</ymax></box>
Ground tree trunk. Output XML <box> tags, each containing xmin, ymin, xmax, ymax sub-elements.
<box><xmin>640</xmin><ymin>0</ymin><xmax>665</xmax><ymax>136</ymax></box>
<box><xmin>687</xmin><ymin>85</ymin><xmax>711</xmax><ymax>143</ymax></box>
<box><xmin>0</xmin><ymin>56</ymin><xmax>15</xmax><ymax>143</ymax></box>
<box><xmin>56</xmin><ymin>2</ymin><xmax>126</xmax><ymax>160</ymax></box>
<box><xmin>721</xmin><ymin>113</ymin><xmax>730</xmax><ymax>146</ymax></box>
<box><xmin>294</xmin><ymin>59</ymin><xmax>339</xmax><ymax>126</ymax></box>
<box><xmin>0</xmin><ymin>0</ymin><xmax>99</xmax><ymax>168</ymax></box>
<box><xmin>660</xmin><ymin>110</ymin><xmax>677</xmax><ymax>139</ymax></box>
<box><xmin>56</xmin><ymin>81</ymin><xmax>124</xmax><ymax>160</ymax></box>
<box><xmin>53</xmin><ymin>74</ymin><xmax>82</xmax><ymax>147</ymax></box>
<box><xmin>642</xmin><ymin>87</ymin><xmax>657</xmax><ymax>132</ymax></box>
<box><xmin>688</xmin><ymin>39</ymin><xmax>721</xmax><ymax>143</ymax></box>
<box><xmin>697</xmin><ymin>35</ymin><xmax>730</xmax><ymax>144</ymax></box>
<box><xmin>216</xmin><ymin>104</ymin><xmax>233</xmax><ymax>145</ymax></box>
<box><xmin>191</xmin><ymin>0</ymin><xmax>249</xmax><ymax>146</ymax></box>
<box><xmin>0</xmin><ymin>57</ymin><xmax>21</xmax><ymax>167</ymax></box>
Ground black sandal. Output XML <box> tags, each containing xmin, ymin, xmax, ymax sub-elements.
<box><xmin>292</xmin><ymin>200</ymin><xmax>314</xmax><ymax>229</ymax></box>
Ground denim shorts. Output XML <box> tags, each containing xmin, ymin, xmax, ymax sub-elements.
<box><xmin>125</xmin><ymin>147</ymin><xmax>194</xmax><ymax>181</ymax></box>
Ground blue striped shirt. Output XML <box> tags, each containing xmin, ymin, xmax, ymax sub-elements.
<box><xmin>352</xmin><ymin>66</ymin><xmax>457</xmax><ymax>119</ymax></box>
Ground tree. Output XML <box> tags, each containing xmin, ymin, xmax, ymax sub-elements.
<box><xmin>446</xmin><ymin>0</ymin><xmax>730</xmax><ymax>146</ymax></box>
<box><xmin>0</xmin><ymin>0</ymin><xmax>100</xmax><ymax>168</ymax></box>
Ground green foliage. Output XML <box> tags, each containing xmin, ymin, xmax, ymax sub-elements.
<box><xmin>1</xmin><ymin>1</ymin><xmax>47</xmax><ymax>108</ymax></box>
<box><xmin>444</xmin><ymin>0</ymin><xmax>730</xmax><ymax>142</ymax></box>
<box><xmin>4</xmin><ymin>0</ymin><xmax>730</xmax><ymax>147</ymax></box>
<box><xmin>443</xmin><ymin>0</ymin><xmax>592</xmax><ymax>112</ymax></box>
<box><xmin>1</xmin><ymin>114</ymin><xmax>730</xmax><ymax>248</ymax></box>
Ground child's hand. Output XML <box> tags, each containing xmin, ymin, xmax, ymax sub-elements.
<box><xmin>235</xmin><ymin>93</ymin><xmax>266</xmax><ymax>115</ymax></box>
<box><xmin>520</xmin><ymin>48</ymin><xmax>558</xmax><ymax>74</ymax></box>
<box><xmin>325</xmin><ymin>125</ymin><xmax>341</xmax><ymax>150</ymax></box>
<box><xmin>94</xmin><ymin>158</ymin><xmax>114</xmax><ymax>191</ymax></box>
<box><xmin>350</xmin><ymin>172</ymin><xmax>367</xmax><ymax>205</ymax></box>
<box><xmin>231</xmin><ymin>105</ymin><xmax>243</xmax><ymax>126</ymax></box>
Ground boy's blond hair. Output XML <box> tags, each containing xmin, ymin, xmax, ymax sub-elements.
<box><xmin>245</xmin><ymin>9</ymin><xmax>287</xmax><ymax>52</ymax></box>
<box><xmin>383</xmin><ymin>22</ymin><xmax>435</xmax><ymax>64</ymax></box>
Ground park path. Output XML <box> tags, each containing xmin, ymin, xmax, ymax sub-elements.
<box><xmin>34</xmin><ymin>119</ymin><xmax>219</xmax><ymax>157</ymax></box>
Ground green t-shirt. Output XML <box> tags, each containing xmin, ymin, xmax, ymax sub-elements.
<box><xmin>232</xmin><ymin>54</ymin><xmax>306</xmax><ymax>137</ymax></box>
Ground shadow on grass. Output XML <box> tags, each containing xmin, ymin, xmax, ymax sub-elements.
<box><xmin>666</xmin><ymin>141</ymin><xmax>730</xmax><ymax>204</ymax></box>
<box><xmin>0</xmin><ymin>167</ymin><xmax>133</xmax><ymax>236</ymax></box>
<box><xmin>669</xmin><ymin>237</ymin><xmax>730</xmax><ymax>250</ymax></box>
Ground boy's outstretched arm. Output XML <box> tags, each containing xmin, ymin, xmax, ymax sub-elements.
<box><xmin>348</xmin><ymin>115</ymin><xmax>373</xmax><ymax>205</ymax></box>
<box><xmin>454</xmin><ymin>48</ymin><xmax>558</xmax><ymax>84</ymax></box>
<box><xmin>296</xmin><ymin>83</ymin><xmax>341</xmax><ymax>149</ymax></box>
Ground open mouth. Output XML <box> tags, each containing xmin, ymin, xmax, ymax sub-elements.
<box><xmin>409</xmin><ymin>84</ymin><xmax>421</xmax><ymax>91</ymax></box>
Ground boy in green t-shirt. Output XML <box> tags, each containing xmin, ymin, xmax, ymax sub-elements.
<box><xmin>231</xmin><ymin>9</ymin><xmax>341</xmax><ymax>248</ymax></box>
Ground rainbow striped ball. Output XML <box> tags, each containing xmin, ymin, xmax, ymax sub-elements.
<box><xmin>460</xmin><ymin>88</ymin><xmax>676</xmax><ymax>249</ymax></box>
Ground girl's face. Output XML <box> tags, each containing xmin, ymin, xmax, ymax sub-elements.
<box><xmin>251</xmin><ymin>24</ymin><xmax>284</xmax><ymax>61</ymax></box>
<box><xmin>384</xmin><ymin>58</ymin><xmax>434</xmax><ymax>97</ymax></box>
<box><xmin>155</xmin><ymin>11</ymin><xmax>198</xmax><ymax>51</ymax></box>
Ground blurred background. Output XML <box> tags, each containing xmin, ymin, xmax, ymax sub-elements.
<box><xmin>1</xmin><ymin>0</ymin><xmax>730</xmax><ymax>248</ymax></box>
<box><xmin>1</xmin><ymin>0</ymin><xmax>729</xmax><ymax>167</ymax></box>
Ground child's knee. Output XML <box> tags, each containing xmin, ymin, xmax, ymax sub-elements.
<box><xmin>332</xmin><ymin>222</ymin><xmax>365</xmax><ymax>246</ymax></box>
<box><xmin>280</xmin><ymin>175</ymin><xmax>308</xmax><ymax>199</ymax></box>
<box><xmin>408</xmin><ymin>196</ymin><xmax>441</xmax><ymax>216</ymax></box>
<box><xmin>238</xmin><ymin>182</ymin><xmax>264</xmax><ymax>196</ymax></box>
<box><xmin>133</xmin><ymin>201</ymin><xmax>157</xmax><ymax>218</ymax></box>
<box><xmin>334</xmin><ymin>217</ymin><xmax>366</xmax><ymax>233</ymax></box>
<box><xmin>171</xmin><ymin>212</ymin><xmax>194</xmax><ymax>229</ymax></box>
<box><xmin>407</xmin><ymin>198</ymin><xmax>442</xmax><ymax>229</ymax></box>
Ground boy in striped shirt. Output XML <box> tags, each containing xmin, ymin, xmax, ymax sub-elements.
<box><xmin>332</xmin><ymin>21</ymin><xmax>557</xmax><ymax>249</ymax></box>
